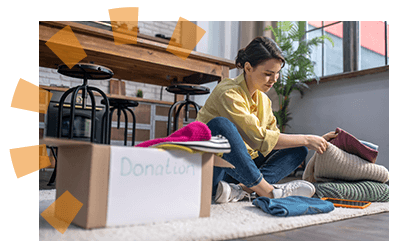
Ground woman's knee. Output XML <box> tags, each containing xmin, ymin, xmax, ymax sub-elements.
<box><xmin>207</xmin><ymin>117</ymin><xmax>237</xmax><ymax>133</ymax></box>
<box><xmin>207</xmin><ymin>117</ymin><xmax>232</xmax><ymax>127</ymax></box>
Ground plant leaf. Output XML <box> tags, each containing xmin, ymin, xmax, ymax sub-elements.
<box><xmin>319</xmin><ymin>35</ymin><xmax>335</xmax><ymax>47</ymax></box>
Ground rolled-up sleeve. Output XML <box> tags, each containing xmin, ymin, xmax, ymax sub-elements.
<box><xmin>217</xmin><ymin>89</ymin><xmax>280</xmax><ymax>156</ymax></box>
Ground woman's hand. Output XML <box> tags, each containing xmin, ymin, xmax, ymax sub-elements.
<box><xmin>274</xmin><ymin>132</ymin><xmax>337</xmax><ymax>154</ymax></box>
<box><xmin>305</xmin><ymin>135</ymin><xmax>329</xmax><ymax>155</ymax></box>
<box><xmin>322</xmin><ymin>131</ymin><xmax>338</xmax><ymax>142</ymax></box>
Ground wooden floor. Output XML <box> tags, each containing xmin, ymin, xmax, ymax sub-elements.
<box><xmin>233</xmin><ymin>212</ymin><xmax>389</xmax><ymax>241</ymax></box>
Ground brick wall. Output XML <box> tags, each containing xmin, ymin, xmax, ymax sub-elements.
<box><xmin>138</xmin><ymin>21</ymin><xmax>178</xmax><ymax>38</ymax></box>
<box><xmin>39</xmin><ymin>66</ymin><xmax>176</xmax><ymax>103</ymax></box>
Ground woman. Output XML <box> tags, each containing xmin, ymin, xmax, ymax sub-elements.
<box><xmin>196</xmin><ymin>36</ymin><xmax>337</xmax><ymax>203</ymax></box>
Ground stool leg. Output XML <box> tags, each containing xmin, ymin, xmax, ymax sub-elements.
<box><xmin>167</xmin><ymin>100</ymin><xmax>186</xmax><ymax>135</ymax></box>
<box><xmin>126</xmin><ymin>108</ymin><xmax>136</xmax><ymax>146</ymax></box>
<box><xmin>187</xmin><ymin>100</ymin><xmax>201</xmax><ymax>114</ymax></box>
<box><xmin>87</xmin><ymin>90</ymin><xmax>97</xmax><ymax>143</ymax></box>
<box><xmin>101</xmin><ymin>111</ymin><xmax>106</xmax><ymax>144</ymax></box>
<box><xmin>174</xmin><ymin>102</ymin><xmax>187</xmax><ymax>132</ymax></box>
<box><xmin>184</xmin><ymin>94</ymin><xmax>190</xmax><ymax>121</ymax></box>
<box><xmin>184</xmin><ymin>102</ymin><xmax>189</xmax><ymax>122</ymax></box>
<box><xmin>68</xmin><ymin>86</ymin><xmax>83</xmax><ymax>139</ymax></box>
<box><xmin>88</xmin><ymin>86</ymin><xmax>110</xmax><ymax>144</ymax></box>
<box><xmin>108</xmin><ymin>108</ymin><xmax>116</xmax><ymax>144</ymax></box>
<box><xmin>117</xmin><ymin>107</ymin><xmax>121</xmax><ymax>129</ymax></box>
<box><xmin>47</xmin><ymin>146</ymin><xmax>57</xmax><ymax>186</ymax></box>
<box><xmin>57</xmin><ymin>87</ymin><xmax>76</xmax><ymax>138</ymax></box>
<box><xmin>122</xmin><ymin>108</ymin><xmax>128</xmax><ymax>146</ymax></box>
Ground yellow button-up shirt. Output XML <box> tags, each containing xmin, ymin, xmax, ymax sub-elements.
<box><xmin>196</xmin><ymin>73</ymin><xmax>280</xmax><ymax>159</ymax></box>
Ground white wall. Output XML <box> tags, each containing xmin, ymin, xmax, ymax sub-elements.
<box><xmin>284</xmin><ymin>70</ymin><xmax>389</xmax><ymax>170</ymax></box>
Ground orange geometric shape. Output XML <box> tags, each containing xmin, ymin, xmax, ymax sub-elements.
<box><xmin>39</xmin><ymin>144</ymin><xmax>52</xmax><ymax>171</ymax></box>
<box><xmin>45</xmin><ymin>25</ymin><xmax>87</xmax><ymax>69</ymax></box>
<box><xmin>40</xmin><ymin>191</ymin><xmax>83</xmax><ymax>234</ymax></box>
<box><xmin>10</xmin><ymin>78</ymin><xmax>40</xmax><ymax>113</ymax></box>
<box><xmin>10</xmin><ymin>144</ymin><xmax>51</xmax><ymax>178</ymax></box>
<box><xmin>11</xmin><ymin>79</ymin><xmax>52</xmax><ymax>114</ymax></box>
<box><xmin>39</xmin><ymin>87</ymin><xmax>53</xmax><ymax>114</ymax></box>
<box><xmin>166</xmin><ymin>17</ymin><xmax>206</xmax><ymax>60</ymax></box>
<box><xmin>108</xmin><ymin>7</ymin><xmax>139</xmax><ymax>45</ymax></box>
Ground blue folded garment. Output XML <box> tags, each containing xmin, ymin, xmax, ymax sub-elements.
<box><xmin>359</xmin><ymin>140</ymin><xmax>379</xmax><ymax>151</ymax></box>
<box><xmin>252</xmin><ymin>196</ymin><xmax>335</xmax><ymax>217</ymax></box>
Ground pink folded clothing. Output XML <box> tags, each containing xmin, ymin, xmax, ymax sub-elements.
<box><xmin>135</xmin><ymin>121</ymin><xmax>212</xmax><ymax>148</ymax></box>
<box><xmin>330</xmin><ymin>127</ymin><xmax>378</xmax><ymax>163</ymax></box>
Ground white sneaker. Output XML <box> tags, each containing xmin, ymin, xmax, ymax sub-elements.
<box><xmin>215</xmin><ymin>180</ymin><xmax>252</xmax><ymax>203</ymax></box>
<box><xmin>272</xmin><ymin>180</ymin><xmax>316</xmax><ymax>198</ymax></box>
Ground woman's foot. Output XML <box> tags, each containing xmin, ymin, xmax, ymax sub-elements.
<box><xmin>272</xmin><ymin>180</ymin><xmax>316</xmax><ymax>198</ymax></box>
<box><xmin>215</xmin><ymin>181</ymin><xmax>253</xmax><ymax>203</ymax></box>
<box><xmin>215</xmin><ymin>179</ymin><xmax>316</xmax><ymax>203</ymax></box>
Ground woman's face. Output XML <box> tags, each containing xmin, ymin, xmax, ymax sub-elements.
<box><xmin>244</xmin><ymin>58</ymin><xmax>282</xmax><ymax>94</ymax></box>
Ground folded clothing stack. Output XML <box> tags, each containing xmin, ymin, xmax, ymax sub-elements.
<box><xmin>135</xmin><ymin>121</ymin><xmax>231</xmax><ymax>154</ymax></box>
<box><xmin>135</xmin><ymin>121</ymin><xmax>211</xmax><ymax>148</ymax></box>
<box><xmin>253</xmin><ymin>196</ymin><xmax>335</xmax><ymax>217</ymax></box>
<box><xmin>313</xmin><ymin>181</ymin><xmax>389</xmax><ymax>202</ymax></box>
<box><xmin>303</xmin><ymin>143</ymin><xmax>388</xmax><ymax>183</ymax></box>
<box><xmin>330</xmin><ymin>127</ymin><xmax>379</xmax><ymax>163</ymax></box>
<box><xmin>303</xmin><ymin>128</ymin><xmax>389</xmax><ymax>202</ymax></box>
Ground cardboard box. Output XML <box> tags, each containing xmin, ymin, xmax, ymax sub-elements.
<box><xmin>40</xmin><ymin>137</ymin><xmax>234</xmax><ymax>229</ymax></box>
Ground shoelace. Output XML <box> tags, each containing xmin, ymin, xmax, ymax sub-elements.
<box><xmin>277</xmin><ymin>182</ymin><xmax>300</xmax><ymax>197</ymax></box>
<box><xmin>229</xmin><ymin>184</ymin><xmax>252</xmax><ymax>202</ymax></box>
<box><xmin>215</xmin><ymin>134</ymin><xmax>228</xmax><ymax>141</ymax></box>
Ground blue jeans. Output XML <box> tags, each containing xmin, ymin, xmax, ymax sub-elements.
<box><xmin>207</xmin><ymin>117</ymin><xmax>308</xmax><ymax>196</ymax></box>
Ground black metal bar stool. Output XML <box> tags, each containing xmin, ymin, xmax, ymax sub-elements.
<box><xmin>47</xmin><ymin>63</ymin><xmax>113</xmax><ymax>186</ymax></box>
<box><xmin>101</xmin><ymin>98</ymin><xmax>139</xmax><ymax>146</ymax></box>
<box><xmin>166</xmin><ymin>83</ymin><xmax>210</xmax><ymax>135</ymax></box>
<box><xmin>56</xmin><ymin>63</ymin><xmax>113</xmax><ymax>142</ymax></box>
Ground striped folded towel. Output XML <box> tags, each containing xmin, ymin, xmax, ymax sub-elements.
<box><xmin>152</xmin><ymin>135</ymin><xmax>231</xmax><ymax>153</ymax></box>
<box><xmin>313</xmin><ymin>181</ymin><xmax>389</xmax><ymax>202</ymax></box>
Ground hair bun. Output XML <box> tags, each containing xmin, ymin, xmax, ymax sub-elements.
<box><xmin>235</xmin><ymin>36</ymin><xmax>286</xmax><ymax>72</ymax></box>
<box><xmin>235</xmin><ymin>49</ymin><xmax>247</xmax><ymax>69</ymax></box>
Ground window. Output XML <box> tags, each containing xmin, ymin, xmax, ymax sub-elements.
<box><xmin>307</xmin><ymin>21</ymin><xmax>343</xmax><ymax>77</ymax></box>
<box><xmin>306</xmin><ymin>21</ymin><xmax>388</xmax><ymax>77</ymax></box>
<box><xmin>194</xmin><ymin>21</ymin><xmax>241</xmax><ymax>106</ymax></box>
<box><xmin>360</xmin><ymin>21</ymin><xmax>389</xmax><ymax>70</ymax></box>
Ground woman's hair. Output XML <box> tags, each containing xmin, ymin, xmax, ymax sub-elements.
<box><xmin>235</xmin><ymin>36</ymin><xmax>285</xmax><ymax>71</ymax></box>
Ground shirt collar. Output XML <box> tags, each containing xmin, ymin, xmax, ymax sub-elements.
<box><xmin>235</xmin><ymin>73</ymin><xmax>258</xmax><ymax>105</ymax></box>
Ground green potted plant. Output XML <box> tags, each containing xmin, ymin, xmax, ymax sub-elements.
<box><xmin>136</xmin><ymin>89</ymin><xmax>143</xmax><ymax>98</ymax></box>
<box><xmin>265</xmin><ymin>21</ymin><xmax>334</xmax><ymax>132</ymax></box>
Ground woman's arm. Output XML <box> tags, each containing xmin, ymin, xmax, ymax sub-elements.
<box><xmin>273</xmin><ymin>131</ymin><xmax>337</xmax><ymax>154</ymax></box>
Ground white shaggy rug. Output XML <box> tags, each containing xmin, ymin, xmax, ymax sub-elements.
<box><xmin>39</xmin><ymin>190</ymin><xmax>389</xmax><ymax>241</ymax></box>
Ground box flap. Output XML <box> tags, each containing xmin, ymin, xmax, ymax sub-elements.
<box><xmin>40</xmin><ymin>137</ymin><xmax>95</xmax><ymax>147</ymax></box>
<box><xmin>213</xmin><ymin>155</ymin><xmax>234</xmax><ymax>169</ymax></box>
